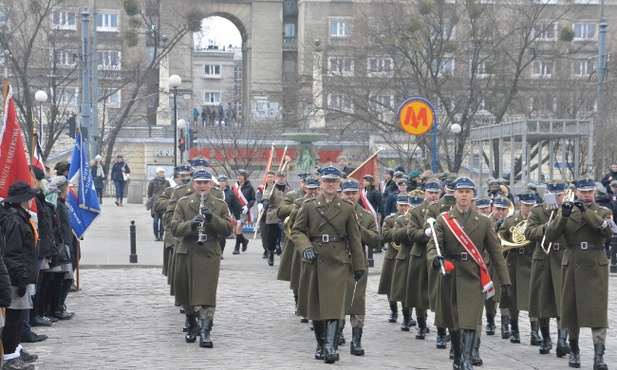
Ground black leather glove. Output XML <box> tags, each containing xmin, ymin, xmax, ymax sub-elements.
<box><xmin>573</xmin><ymin>200</ymin><xmax>586</xmax><ymax>213</ymax></box>
<box><xmin>17</xmin><ymin>282</ymin><xmax>27</xmax><ymax>298</ymax></box>
<box><xmin>501</xmin><ymin>284</ymin><xmax>513</xmax><ymax>305</ymax></box>
<box><xmin>561</xmin><ymin>202</ymin><xmax>574</xmax><ymax>217</ymax></box>
<box><xmin>262</xmin><ymin>199</ymin><xmax>269</xmax><ymax>210</ymax></box>
<box><xmin>303</xmin><ymin>248</ymin><xmax>317</xmax><ymax>261</ymax></box>
<box><xmin>201</xmin><ymin>207</ymin><xmax>213</xmax><ymax>222</ymax></box>
<box><xmin>495</xmin><ymin>218</ymin><xmax>504</xmax><ymax>230</ymax></box>
<box><xmin>191</xmin><ymin>214</ymin><xmax>205</xmax><ymax>230</ymax></box>
<box><xmin>353</xmin><ymin>270</ymin><xmax>364</xmax><ymax>281</ymax></box>
<box><xmin>432</xmin><ymin>255</ymin><xmax>445</xmax><ymax>270</ymax></box>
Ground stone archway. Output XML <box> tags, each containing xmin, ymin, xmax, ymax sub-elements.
<box><xmin>161</xmin><ymin>1</ymin><xmax>283</xmax><ymax>124</ymax></box>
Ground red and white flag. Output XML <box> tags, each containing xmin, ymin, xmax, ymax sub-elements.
<box><xmin>0</xmin><ymin>84</ymin><xmax>33</xmax><ymax>199</ymax></box>
<box><xmin>31</xmin><ymin>133</ymin><xmax>45</xmax><ymax>171</ymax></box>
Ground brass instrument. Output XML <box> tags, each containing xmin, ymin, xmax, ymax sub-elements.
<box><xmin>498</xmin><ymin>219</ymin><xmax>531</xmax><ymax>251</ymax></box>
<box><xmin>197</xmin><ymin>192</ymin><xmax>208</xmax><ymax>245</ymax></box>
<box><xmin>540</xmin><ymin>188</ymin><xmax>574</xmax><ymax>254</ymax></box>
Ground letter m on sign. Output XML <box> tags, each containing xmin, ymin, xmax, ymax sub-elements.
<box><xmin>402</xmin><ymin>106</ymin><xmax>428</xmax><ymax>129</ymax></box>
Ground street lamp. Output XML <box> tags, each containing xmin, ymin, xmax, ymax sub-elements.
<box><xmin>451</xmin><ymin>123</ymin><xmax>462</xmax><ymax>170</ymax></box>
<box><xmin>177</xmin><ymin>118</ymin><xmax>187</xmax><ymax>164</ymax></box>
<box><xmin>169</xmin><ymin>74</ymin><xmax>182</xmax><ymax>168</ymax></box>
<box><xmin>35</xmin><ymin>90</ymin><xmax>48</xmax><ymax>144</ymax></box>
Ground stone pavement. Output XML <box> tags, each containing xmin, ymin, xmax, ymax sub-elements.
<box><xmin>28</xmin><ymin>200</ymin><xmax>617</xmax><ymax>369</ymax></box>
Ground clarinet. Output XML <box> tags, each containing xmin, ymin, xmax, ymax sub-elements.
<box><xmin>197</xmin><ymin>192</ymin><xmax>207</xmax><ymax>245</ymax></box>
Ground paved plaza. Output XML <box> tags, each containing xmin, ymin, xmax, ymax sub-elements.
<box><xmin>28</xmin><ymin>200</ymin><xmax>617</xmax><ymax>369</ymax></box>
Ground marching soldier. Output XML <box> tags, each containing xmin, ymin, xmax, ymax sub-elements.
<box><xmin>489</xmin><ymin>196</ymin><xmax>512</xmax><ymax>339</ymax></box>
<box><xmin>377</xmin><ymin>194</ymin><xmax>410</xmax><ymax>324</ymax></box>
<box><xmin>545</xmin><ymin>177</ymin><xmax>612</xmax><ymax>369</ymax></box>
<box><xmin>525</xmin><ymin>179</ymin><xmax>570</xmax><ymax>356</ymax></box>
<box><xmin>427</xmin><ymin>177</ymin><xmax>511</xmax><ymax>370</ymax></box>
<box><xmin>340</xmin><ymin>180</ymin><xmax>381</xmax><ymax>356</ymax></box>
<box><xmin>256</xmin><ymin>171</ymin><xmax>276</xmax><ymax>258</ymax></box>
<box><xmin>497</xmin><ymin>191</ymin><xmax>542</xmax><ymax>346</ymax></box>
<box><xmin>171</xmin><ymin>170</ymin><xmax>233</xmax><ymax>348</ymax></box>
<box><xmin>290</xmin><ymin>166</ymin><xmax>365</xmax><ymax>364</ymax></box>
<box><xmin>261</xmin><ymin>171</ymin><xmax>291</xmax><ymax>266</ymax></box>
<box><xmin>475</xmin><ymin>197</ymin><xmax>493</xmax><ymax>217</ymax></box>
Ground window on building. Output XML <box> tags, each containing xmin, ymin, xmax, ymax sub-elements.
<box><xmin>102</xmin><ymin>89</ymin><xmax>121</xmax><ymax>108</ymax></box>
<box><xmin>59</xmin><ymin>89</ymin><xmax>78</xmax><ymax>106</ymax></box>
<box><xmin>573</xmin><ymin>23</ymin><xmax>596</xmax><ymax>40</ymax></box>
<box><xmin>433</xmin><ymin>22</ymin><xmax>455</xmax><ymax>40</ymax></box>
<box><xmin>531</xmin><ymin>60</ymin><xmax>553</xmax><ymax>77</ymax></box>
<box><xmin>574</xmin><ymin>59</ymin><xmax>594</xmax><ymax>77</ymax></box>
<box><xmin>53</xmin><ymin>49</ymin><xmax>77</xmax><ymax>67</ymax></box>
<box><xmin>573</xmin><ymin>0</ymin><xmax>598</xmax><ymax>3</ymax></box>
<box><xmin>330</xmin><ymin>20</ymin><xmax>352</xmax><ymax>38</ymax></box>
<box><xmin>205</xmin><ymin>64</ymin><xmax>221</xmax><ymax>77</ymax></box>
<box><xmin>472</xmin><ymin>60</ymin><xmax>492</xmax><ymax>78</ymax></box>
<box><xmin>367</xmin><ymin>57</ymin><xmax>393</xmax><ymax>76</ymax></box>
<box><xmin>534</xmin><ymin>23</ymin><xmax>557</xmax><ymax>41</ymax></box>
<box><xmin>98</xmin><ymin>51</ymin><xmax>121</xmax><ymax>70</ymax></box>
<box><xmin>533</xmin><ymin>0</ymin><xmax>557</xmax><ymax>4</ymax></box>
<box><xmin>284</xmin><ymin>23</ymin><xmax>296</xmax><ymax>37</ymax></box>
<box><xmin>52</xmin><ymin>10</ymin><xmax>76</xmax><ymax>30</ymax></box>
<box><xmin>96</xmin><ymin>13</ymin><xmax>119</xmax><ymax>32</ymax></box>
<box><xmin>327</xmin><ymin>93</ymin><xmax>353</xmax><ymax>112</ymax></box>
<box><xmin>327</xmin><ymin>56</ymin><xmax>354</xmax><ymax>76</ymax></box>
<box><xmin>204</xmin><ymin>92</ymin><xmax>221</xmax><ymax>105</ymax></box>
<box><xmin>369</xmin><ymin>94</ymin><xmax>394</xmax><ymax>112</ymax></box>
<box><xmin>432</xmin><ymin>58</ymin><xmax>455</xmax><ymax>76</ymax></box>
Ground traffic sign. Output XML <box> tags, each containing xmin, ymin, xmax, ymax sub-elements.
<box><xmin>397</xmin><ymin>98</ymin><xmax>435</xmax><ymax>136</ymax></box>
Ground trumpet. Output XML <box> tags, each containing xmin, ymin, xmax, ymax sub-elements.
<box><xmin>197</xmin><ymin>192</ymin><xmax>208</xmax><ymax>246</ymax></box>
<box><xmin>540</xmin><ymin>188</ymin><xmax>574</xmax><ymax>254</ymax></box>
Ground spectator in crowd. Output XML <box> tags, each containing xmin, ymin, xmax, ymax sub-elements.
<box><xmin>601</xmin><ymin>163</ymin><xmax>617</xmax><ymax>195</ymax></box>
<box><xmin>147</xmin><ymin>167</ymin><xmax>171</xmax><ymax>241</ymax></box>
<box><xmin>91</xmin><ymin>155</ymin><xmax>106</xmax><ymax>204</ymax></box>
<box><xmin>110</xmin><ymin>155</ymin><xmax>130</xmax><ymax>206</ymax></box>
<box><xmin>201</xmin><ymin>107</ymin><xmax>208</xmax><ymax>126</ymax></box>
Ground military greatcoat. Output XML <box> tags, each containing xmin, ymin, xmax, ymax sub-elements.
<box><xmin>389</xmin><ymin>213</ymin><xmax>413</xmax><ymax>303</ymax></box>
<box><xmin>377</xmin><ymin>214</ymin><xmax>399</xmax><ymax>296</ymax></box>
<box><xmin>427</xmin><ymin>207</ymin><xmax>511</xmax><ymax>330</ymax></box>
<box><xmin>545</xmin><ymin>202</ymin><xmax>613</xmax><ymax>328</ymax></box>
<box><xmin>499</xmin><ymin>211</ymin><xmax>534</xmax><ymax>312</ymax></box>
<box><xmin>171</xmin><ymin>192</ymin><xmax>233</xmax><ymax>308</ymax></box>
<box><xmin>525</xmin><ymin>203</ymin><xmax>567</xmax><ymax>319</ymax></box>
<box><xmin>345</xmin><ymin>203</ymin><xmax>380</xmax><ymax>315</ymax></box>
<box><xmin>276</xmin><ymin>191</ymin><xmax>300</xmax><ymax>282</ymax></box>
<box><xmin>154</xmin><ymin>186</ymin><xmax>174</xmax><ymax>277</ymax></box>
<box><xmin>405</xmin><ymin>201</ymin><xmax>431</xmax><ymax>310</ymax></box>
<box><xmin>425</xmin><ymin>197</ymin><xmax>454</xmax><ymax>311</ymax></box>
<box><xmin>291</xmin><ymin>193</ymin><xmax>365</xmax><ymax>321</ymax></box>
<box><xmin>164</xmin><ymin>183</ymin><xmax>194</xmax><ymax>294</ymax></box>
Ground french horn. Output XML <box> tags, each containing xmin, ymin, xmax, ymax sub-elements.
<box><xmin>498</xmin><ymin>219</ymin><xmax>531</xmax><ymax>251</ymax></box>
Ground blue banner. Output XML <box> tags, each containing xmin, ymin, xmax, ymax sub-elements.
<box><xmin>67</xmin><ymin>132</ymin><xmax>101</xmax><ymax>238</ymax></box>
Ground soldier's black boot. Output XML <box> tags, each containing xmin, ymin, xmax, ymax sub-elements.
<box><xmin>336</xmin><ymin>319</ymin><xmax>346</xmax><ymax>348</ymax></box>
<box><xmin>268</xmin><ymin>251</ymin><xmax>275</xmax><ymax>266</ymax></box>
<box><xmin>324</xmin><ymin>320</ymin><xmax>340</xmax><ymax>363</ymax></box>
<box><xmin>241</xmin><ymin>235</ymin><xmax>249</xmax><ymax>251</ymax></box>
<box><xmin>185</xmin><ymin>313</ymin><xmax>198</xmax><ymax>343</ymax></box>
<box><xmin>313</xmin><ymin>321</ymin><xmax>326</xmax><ymax>360</ymax></box>
<box><xmin>400</xmin><ymin>308</ymin><xmax>411</xmax><ymax>331</ymax></box>
<box><xmin>415</xmin><ymin>315</ymin><xmax>427</xmax><ymax>340</ymax></box>
<box><xmin>388</xmin><ymin>302</ymin><xmax>398</xmax><ymax>323</ymax></box>
<box><xmin>437</xmin><ymin>327</ymin><xmax>448</xmax><ymax>349</ymax></box>
<box><xmin>539</xmin><ymin>324</ymin><xmax>553</xmax><ymax>354</ymax></box>
<box><xmin>350</xmin><ymin>327</ymin><xmax>365</xmax><ymax>356</ymax></box>
<box><xmin>569</xmin><ymin>339</ymin><xmax>581</xmax><ymax>368</ymax></box>
<box><xmin>501</xmin><ymin>315</ymin><xmax>511</xmax><ymax>339</ymax></box>
<box><xmin>509</xmin><ymin>319</ymin><xmax>520</xmax><ymax>344</ymax></box>
<box><xmin>485</xmin><ymin>313</ymin><xmax>496</xmax><ymax>336</ymax></box>
<box><xmin>450</xmin><ymin>330</ymin><xmax>462</xmax><ymax>370</ymax></box>
<box><xmin>556</xmin><ymin>329</ymin><xmax>571</xmax><ymax>358</ymax></box>
<box><xmin>471</xmin><ymin>337</ymin><xmax>482</xmax><ymax>366</ymax></box>
<box><xmin>593</xmin><ymin>343</ymin><xmax>607</xmax><ymax>370</ymax></box>
<box><xmin>530</xmin><ymin>321</ymin><xmax>542</xmax><ymax>346</ymax></box>
<box><xmin>233</xmin><ymin>235</ymin><xmax>241</xmax><ymax>254</ymax></box>
<box><xmin>199</xmin><ymin>319</ymin><xmax>213</xmax><ymax>348</ymax></box>
<box><xmin>461</xmin><ymin>330</ymin><xmax>475</xmax><ymax>370</ymax></box>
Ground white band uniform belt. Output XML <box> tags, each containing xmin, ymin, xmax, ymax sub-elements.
<box><xmin>567</xmin><ymin>242</ymin><xmax>605</xmax><ymax>250</ymax></box>
<box><xmin>546</xmin><ymin>243</ymin><xmax>566</xmax><ymax>251</ymax></box>
<box><xmin>309</xmin><ymin>235</ymin><xmax>346</xmax><ymax>243</ymax></box>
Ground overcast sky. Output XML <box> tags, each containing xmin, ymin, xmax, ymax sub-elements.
<box><xmin>194</xmin><ymin>17</ymin><xmax>242</xmax><ymax>49</ymax></box>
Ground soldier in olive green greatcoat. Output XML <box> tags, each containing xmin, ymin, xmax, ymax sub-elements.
<box><xmin>545</xmin><ymin>177</ymin><xmax>613</xmax><ymax>370</ymax></box>
<box><xmin>290</xmin><ymin>167</ymin><xmax>365</xmax><ymax>364</ymax></box>
<box><xmin>427</xmin><ymin>177</ymin><xmax>512</xmax><ymax>370</ymax></box>
<box><xmin>171</xmin><ymin>170</ymin><xmax>233</xmax><ymax>349</ymax></box>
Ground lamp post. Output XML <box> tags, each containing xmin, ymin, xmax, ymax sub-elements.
<box><xmin>169</xmin><ymin>74</ymin><xmax>182</xmax><ymax>168</ymax></box>
<box><xmin>177</xmin><ymin>118</ymin><xmax>187</xmax><ymax>164</ymax></box>
<box><xmin>450</xmin><ymin>123</ymin><xmax>462</xmax><ymax>170</ymax></box>
<box><xmin>35</xmin><ymin>90</ymin><xmax>48</xmax><ymax>144</ymax></box>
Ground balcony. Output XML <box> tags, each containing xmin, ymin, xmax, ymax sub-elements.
<box><xmin>283</xmin><ymin>37</ymin><xmax>297</xmax><ymax>51</ymax></box>
<box><xmin>283</xmin><ymin>0</ymin><xmax>298</xmax><ymax>16</ymax></box>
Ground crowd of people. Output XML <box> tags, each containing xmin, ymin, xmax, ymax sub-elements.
<box><xmin>0</xmin><ymin>163</ymin><xmax>78</xmax><ymax>370</ymax></box>
<box><xmin>150</xmin><ymin>157</ymin><xmax>613</xmax><ymax>370</ymax></box>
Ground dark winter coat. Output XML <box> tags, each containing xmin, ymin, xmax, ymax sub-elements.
<box><xmin>111</xmin><ymin>161</ymin><xmax>130</xmax><ymax>182</ymax></box>
<box><xmin>0</xmin><ymin>205</ymin><xmax>38</xmax><ymax>285</ymax></box>
<box><xmin>34</xmin><ymin>192</ymin><xmax>55</xmax><ymax>258</ymax></box>
<box><xmin>221</xmin><ymin>185</ymin><xmax>242</xmax><ymax>219</ymax></box>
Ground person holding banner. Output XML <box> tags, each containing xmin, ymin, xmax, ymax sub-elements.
<box><xmin>261</xmin><ymin>171</ymin><xmax>291</xmax><ymax>266</ymax></box>
<box><xmin>427</xmin><ymin>177</ymin><xmax>511</xmax><ymax>370</ymax></box>
<box><xmin>231</xmin><ymin>169</ymin><xmax>255</xmax><ymax>254</ymax></box>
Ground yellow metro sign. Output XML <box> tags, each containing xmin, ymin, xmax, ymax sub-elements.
<box><xmin>397</xmin><ymin>98</ymin><xmax>435</xmax><ymax>136</ymax></box>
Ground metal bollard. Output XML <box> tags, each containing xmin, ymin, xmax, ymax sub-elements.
<box><xmin>367</xmin><ymin>245</ymin><xmax>374</xmax><ymax>268</ymax></box>
<box><xmin>610</xmin><ymin>234</ymin><xmax>617</xmax><ymax>273</ymax></box>
<box><xmin>130</xmin><ymin>220</ymin><xmax>138</xmax><ymax>263</ymax></box>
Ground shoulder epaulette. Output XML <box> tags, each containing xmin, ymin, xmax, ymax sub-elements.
<box><xmin>598</xmin><ymin>206</ymin><xmax>611</xmax><ymax>212</ymax></box>
<box><xmin>303</xmin><ymin>197</ymin><xmax>316</xmax><ymax>203</ymax></box>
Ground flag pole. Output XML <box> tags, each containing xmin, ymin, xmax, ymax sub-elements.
<box><xmin>31</xmin><ymin>130</ymin><xmax>37</xmax><ymax>163</ymax></box>
<box><xmin>255</xmin><ymin>143</ymin><xmax>276</xmax><ymax>238</ymax></box>
<box><xmin>347</xmin><ymin>149</ymin><xmax>383</xmax><ymax>178</ymax></box>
